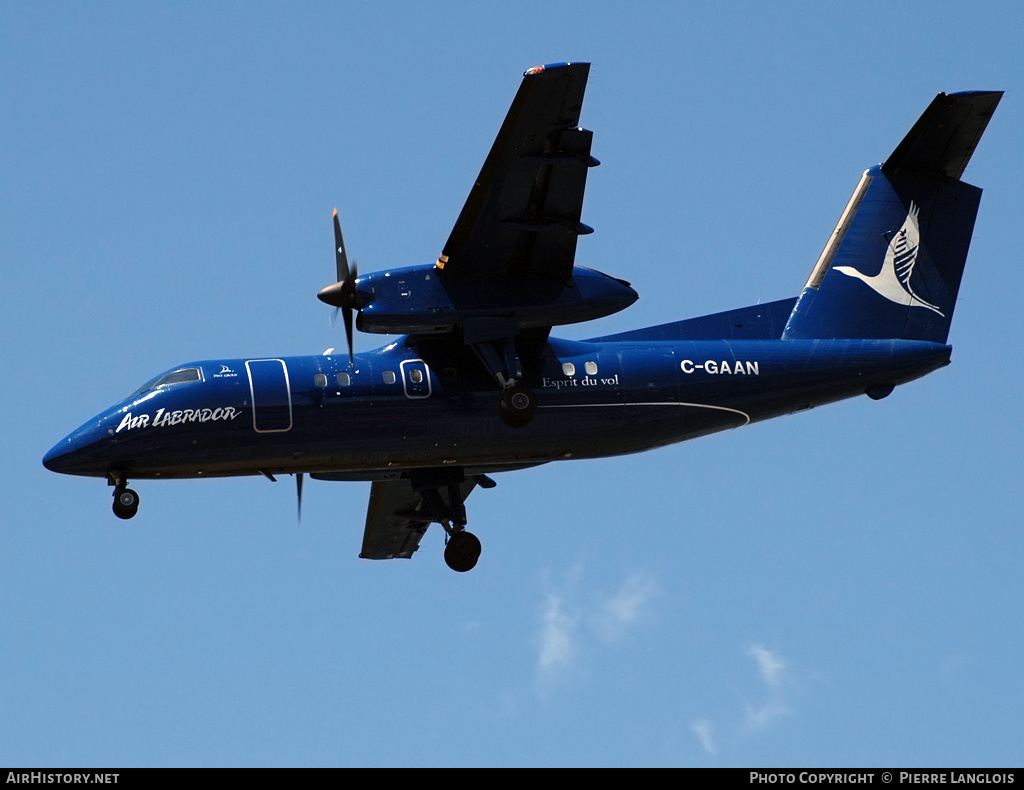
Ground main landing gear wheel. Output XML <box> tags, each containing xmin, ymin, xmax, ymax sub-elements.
<box><xmin>112</xmin><ymin>487</ymin><xmax>140</xmax><ymax>520</ymax></box>
<box><xmin>444</xmin><ymin>530</ymin><xmax>481</xmax><ymax>572</ymax></box>
<box><xmin>499</xmin><ymin>384</ymin><xmax>537</xmax><ymax>428</ymax></box>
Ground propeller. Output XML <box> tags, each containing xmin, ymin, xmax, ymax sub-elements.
<box><xmin>317</xmin><ymin>209</ymin><xmax>360</xmax><ymax>366</ymax></box>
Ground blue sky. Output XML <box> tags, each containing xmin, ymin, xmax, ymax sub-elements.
<box><xmin>3</xmin><ymin>1</ymin><xmax>1022</xmax><ymax>767</ymax></box>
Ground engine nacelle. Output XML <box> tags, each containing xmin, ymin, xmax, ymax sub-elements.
<box><xmin>347</xmin><ymin>264</ymin><xmax>637</xmax><ymax>338</ymax></box>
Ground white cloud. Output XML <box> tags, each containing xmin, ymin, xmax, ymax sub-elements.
<box><xmin>682</xmin><ymin>645</ymin><xmax>795</xmax><ymax>758</ymax></box>
<box><xmin>534</xmin><ymin>567</ymin><xmax>659</xmax><ymax>685</ymax></box>
<box><xmin>743</xmin><ymin>644</ymin><xmax>792</xmax><ymax>730</ymax></box>
<box><xmin>692</xmin><ymin>719</ymin><xmax>716</xmax><ymax>754</ymax></box>
<box><xmin>744</xmin><ymin>700</ymin><xmax>790</xmax><ymax>729</ymax></box>
<box><xmin>537</xmin><ymin>592</ymin><xmax>576</xmax><ymax>678</ymax></box>
<box><xmin>593</xmin><ymin>572</ymin><xmax>658</xmax><ymax>642</ymax></box>
<box><xmin>748</xmin><ymin>644</ymin><xmax>786</xmax><ymax>687</ymax></box>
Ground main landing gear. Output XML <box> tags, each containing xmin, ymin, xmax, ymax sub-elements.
<box><xmin>412</xmin><ymin>469</ymin><xmax>486</xmax><ymax>572</ymax></box>
<box><xmin>469</xmin><ymin>335</ymin><xmax>538</xmax><ymax>428</ymax></box>
<box><xmin>444</xmin><ymin>530</ymin><xmax>482</xmax><ymax>573</ymax></box>
<box><xmin>108</xmin><ymin>471</ymin><xmax>140</xmax><ymax>520</ymax></box>
<box><xmin>499</xmin><ymin>384</ymin><xmax>537</xmax><ymax>428</ymax></box>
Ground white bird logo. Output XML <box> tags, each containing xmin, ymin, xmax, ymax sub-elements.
<box><xmin>835</xmin><ymin>201</ymin><xmax>944</xmax><ymax>316</ymax></box>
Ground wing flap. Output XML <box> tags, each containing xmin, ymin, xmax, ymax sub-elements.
<box><xmin>359</xmin><ymin>477</ymin><xmax>480</xmax><ymax>560</ymax></box>
<box><xmin>360</xmin><ymin>479</ymin><xmax>431</xmax><ymax>560</ymax></box>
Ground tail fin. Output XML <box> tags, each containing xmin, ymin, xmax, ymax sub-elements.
<box><xmin>783</xmin><ymin>91</ymin><xmax>1002</xmax><ymax>343</ymax></box>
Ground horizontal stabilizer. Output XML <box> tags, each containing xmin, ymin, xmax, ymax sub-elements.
<box><xmin>883</xmin><ymin>91</ymin><xmax>1002</xmax><ymax>179</ymax></box>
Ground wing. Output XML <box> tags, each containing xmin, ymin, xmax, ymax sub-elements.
<box><xmin>359</xmin><ymin>477</ymin><xmax>480</xmax><ymax>560</ymax></box>
<box><xmin>436</xmin><ymin>62</ymin><xmax>597</xmax><ymax>282</ymax></box>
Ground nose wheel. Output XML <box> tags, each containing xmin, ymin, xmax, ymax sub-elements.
<box><xmin>108</xmin><ymin>471</ymin><xmax>140</xmax><ymax>519</ymax></box>
<box><xmin>112</xmin><ymin>486</ymin><xmax>140</xmax><ymax>519</ymax></box>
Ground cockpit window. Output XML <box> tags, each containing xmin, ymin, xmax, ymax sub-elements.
<box><xmin>130</xmin><ymin>367</ymin><xmax>203</xmax><ymax>398</ymax></box>
<box><xmin>156</xmin><ymin>368</ymin><xmax>202</xmax><ymax>387</ymax></box>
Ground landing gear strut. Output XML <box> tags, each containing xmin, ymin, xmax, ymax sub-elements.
<box><xmin>109</xmin><ymin>471</ymin><xmax>140</xmax><ymax>520</ymax></box>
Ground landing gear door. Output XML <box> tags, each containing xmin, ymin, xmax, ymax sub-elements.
<box><xmin>246</xmin><ymin>359</ymin><xmax>293</xmax><ymax>432</ymax></box>
<box><xmin>400</xmin><ymin>359</ymin><xmax>431</xmax><ymax>399</ymax></box>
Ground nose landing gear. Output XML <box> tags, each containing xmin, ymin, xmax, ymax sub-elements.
<box><xmin>108</xmin><ymin>471</ymin><xmax>140</xmax><ymax>520</ymax></box>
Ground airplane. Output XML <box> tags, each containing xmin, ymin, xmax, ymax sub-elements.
<box><xmin>43</xmin><ymin>63</ymin><xmax>1002</xmax><ymax>572</ymax></box>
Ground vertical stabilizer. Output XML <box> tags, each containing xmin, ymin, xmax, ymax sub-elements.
<box><xmin>783</xmin><ymin>91</ymin><xmax>1001</xmax><ymax>343</ymax></box>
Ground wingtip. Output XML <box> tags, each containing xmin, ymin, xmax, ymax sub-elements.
<box><xmin>523</xmin><ymin>62</ymin><xmax>590</xmax><ymax>77</ymax></box>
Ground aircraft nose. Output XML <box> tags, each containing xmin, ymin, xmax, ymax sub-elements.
<box><xmin>42</xmin><ymin>438</ymin><xmax>71</xmax><ymax>473</ymax></box>
<box><xmin>42</xmin><ymin>431</ymin><xmax>94</xmax><ymax>475</ymax></box>
<box><xmin>42</xmin><ymin>418</ymin><xmax>113</xmax><ymax>477</ymax></box>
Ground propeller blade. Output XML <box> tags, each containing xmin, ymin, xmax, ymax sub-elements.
<box><xmin>344</xmin><ymin>260</ymin><xmax>358</xmax><ymax>365</ymax></box>
<box><xmin>343</xmin><ymin>306</ymin><xmax>354</xmax><ymax>367</ymax></box>
<box><xmin>322</xmin><ymin>210</ymin><xmax>360</xmax><ymax>366</ymax></box>
<box><xmin>333</xmin><ymin>208</ymin><xmax>350</xmax><ymax>283</ymax></box>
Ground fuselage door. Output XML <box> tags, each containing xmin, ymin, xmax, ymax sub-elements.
<box><xmin>400</xmin><ymin>359</ymin><xmax>432</xmax><ymax>399</ymax></box>
<box><xmin>245</xmin><ymin>359</ymin><xmax>293</xmax><ymax>432</ymax></box>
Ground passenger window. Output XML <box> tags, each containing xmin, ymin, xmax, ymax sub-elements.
<box><xmin>585</xmin><ymin>361</ymin><xmax>598</xmax><ymax>375</ymax></box>
<box><xmin>336</xmin><ymin>372</ymin><xmax>351</xmax><ymax>387</ymax></box>
<box><xmin>562</xmin><ymin>362</ymin><xmax>576</xmax><ymax>376</ymax></box>
<box><xmin>314</xmin><ymin>373</ymin><xmax>328</xmax><ymax>388</ymax></box>
<box><xmin>382</xmin><ymin>370</ymin><xmax>396</xmax><ymax>384</ymax></box>
<box><xmin>444</xmin><ymin>367</ymin><xmax>457</xmax><ymax>381</ymax></box>
<box><xmin>410</xmin><ymin>369</ymin><xmax>423</xmax><ymax>384</ymax></box>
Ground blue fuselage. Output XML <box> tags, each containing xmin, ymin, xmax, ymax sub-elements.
<box><xmin>44</xmin><ymin>336</ymin><xmax>950</xmax><ymax>482</ymax></box>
